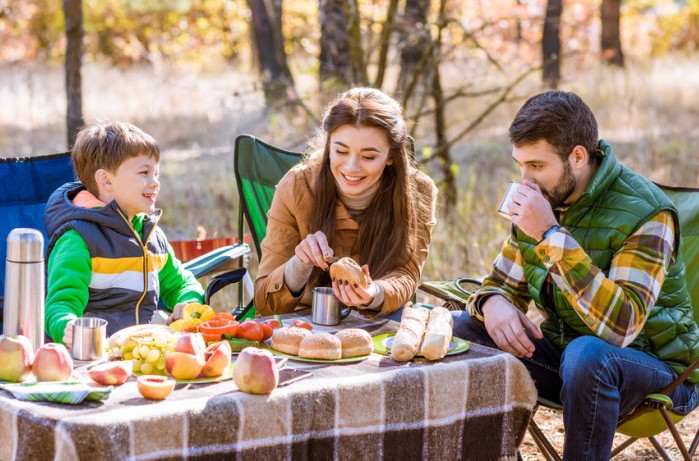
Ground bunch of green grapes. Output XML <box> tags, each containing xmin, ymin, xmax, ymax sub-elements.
<box><xmin>120</xmin><ymin>331</ymin><xmax>181</xmax><ymax>375</ymax></box>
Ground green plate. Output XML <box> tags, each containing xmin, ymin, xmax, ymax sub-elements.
<box><xmin>372</xmin><ymin>333</ymin><xmax>470</xmax><ymax>357</ymax></box>
<box><xmin>266</xmin><ymin>346</ymin><xmax>369</xmax><ymax>364</ymax></box>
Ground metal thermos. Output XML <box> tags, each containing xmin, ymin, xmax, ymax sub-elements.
<box><xmin>3</xmin><ymin>228</ymin><xmax>45</xmax><ymax>352</ymax></box>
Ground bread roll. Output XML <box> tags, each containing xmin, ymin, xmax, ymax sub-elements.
<box><xmin>298</xmin><ymin>333</ymin><xmax>342</xmax><ymax>360</ymax></box>
<box><xmin>391</xmin><ymin>307</ymin><xmax>429</xmax><ymax>362</ymax></box>
<box><xmin>270</xmin><ymin>327</ymin><xmax>313</xmax><ymax>356</ymax></box>
<box><xmin>419</xmin><ymin>307</ymin><xmax>453</xmax><ymax>361</ymax></box>
<box><xmin>335</xmin><ymin>328</ymin><xmax>373</xmax><ymax>358</ymax></box>
<box><xmin>329</xmin><ymin>257</ymin><xmax>368</xmax><ymax>288</ymax></box>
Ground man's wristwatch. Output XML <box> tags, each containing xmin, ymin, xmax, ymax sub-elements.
<box><xmin>541</xmin><ymin>224</ymin><xmax>560</xmax><ymax>242</ymax></box>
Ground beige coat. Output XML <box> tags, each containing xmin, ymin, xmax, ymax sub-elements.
<box><xmin>254</xmin><ymin>162</ymin><xmax>437</xmax><ymax>317</ymax></box>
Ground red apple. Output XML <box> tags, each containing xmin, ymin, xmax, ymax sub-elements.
<box><xmin>175</xmin><ymin>333</ymin><xmax>206</xmax><ymax>361</ymax></box>
<box><xmin>0</xmin><ymin>335</ymin><xmax>34</xmax><ymax>382</ymax></box>
<box><xmin>87</xmin><ymin>360</ymin><xmax>133</xmax><ymax>385</ymax></box>
<box><xmin>232</xmin><ymin>347</ymin><xmax>279</xmax><ymax>394</ymax></box>
<box><xmin>165</xmin><ymin>351</ymin><xmax>205</xmax><ymax>380</ymax></box>
<box><xmin>33</xmin><ymin>343</ymin><xmax>73</xmax><ymax>382</ymax></box>
<box><xmin>137</xmin><ymin>375</ymin><xmax>175</xmax><ymax>400</ymax></box>
<box><xmin>201</xmin><ymin>341</ymin><xmax>232</xmax><ymax>378</ymax></box>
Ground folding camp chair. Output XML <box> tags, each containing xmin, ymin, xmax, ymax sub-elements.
<box><xmin>0</xmin><ymin>153</ymin><xmax>75</xmax><ymax>327</ymax></box>
<box><xmin>231</xmin><ymin>134</ymin><xmax>304</xmax><ymax>320</ymax></box>
<box><xmin>419</xmin><ymin>183</ymin><xmax>699</xmax><ymax>460</ymax></box>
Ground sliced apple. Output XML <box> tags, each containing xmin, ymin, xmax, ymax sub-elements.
<box><xmin>137</xmin><ymin>375</ymin><xmax>175</xmax><ymax>400</ymax></box>
<box><xmin>87</xmin><ymin>360</ymin><xmax>133</xmax><ymax>385</ymax></box>
<box><xmin>201</xmin><ymin>341</ymin><xmax>232</xmax><ymax>378</ymax></box>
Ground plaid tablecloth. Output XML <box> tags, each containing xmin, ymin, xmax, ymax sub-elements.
<box><xmin>0</xmin><ymin>312</ymin><xmax>536</xmax><ymax>461</ymax></box>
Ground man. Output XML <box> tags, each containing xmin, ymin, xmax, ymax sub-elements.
<box><xmin>453</xmin><ymin>90</ymin><xmax>699</xmax><ymax>460</ymax></box>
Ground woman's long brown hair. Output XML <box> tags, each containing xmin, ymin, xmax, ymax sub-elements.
<box><xmin>305</xmin><ymin>88</ymin><xmax>424</xmax><ymax>287</ymax></box>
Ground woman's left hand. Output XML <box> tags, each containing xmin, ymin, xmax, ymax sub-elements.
<box><xmin>332</xmin><ymin>265</ymin><xmax>377</xmax><ymax>307</ymax></box>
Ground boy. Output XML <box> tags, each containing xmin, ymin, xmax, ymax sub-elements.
<box><xmin>44</xmin><ymin>122</ymin><xmax>204</xmax><ymax>346</ymax></box>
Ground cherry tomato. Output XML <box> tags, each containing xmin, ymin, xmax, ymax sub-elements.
<box><xmin>258</xmin><ymin>322</ymin><xmax>273</xmax><ymax>341</ymax></box>
<box><xmin>225</xmin><ymin>320</ymin><xmax>240</xmax><ymax>336</ymax></box>
<box><xmin>291</xmin><ymin>319</ymin><xmax>313</xmax><ymax>331</ymax></box>
<box><xmin>235</xmin><ymin>320</ymin><xmax>264</xmax><ymax>342</ymax></box>
<box><xmin>263</xmin><ymin>318</ymin><xmax>282</xmax><ymax>330</ymax></box>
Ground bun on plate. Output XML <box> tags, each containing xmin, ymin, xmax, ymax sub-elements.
<box><xmin>271</xmin><ymin>327</ymin><xmax>313</xmax><ymax>356</ymax></box>
<box><xmin>298</xmin><ymin>333</ymin><xmax>342</xmax><ymax>360</ymax></box>
<box><xmin>334</xmin><ymin>328</ymin><xmax>373</xmax><ymax>358</ymax></box>
<box><xmin>329</xmin><ymin>257</ymin><xmax>368</xmax><ymax>288</ymax></box>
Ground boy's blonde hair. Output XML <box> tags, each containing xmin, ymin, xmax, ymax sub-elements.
<box><xmin>72</xmin><ymin>122</ymin><xmax>160</xmax><ymax>196</ymax></box>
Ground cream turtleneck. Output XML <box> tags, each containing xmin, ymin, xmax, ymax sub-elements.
<box><xmin>283</xmin><ymin>180</ymin><xmax>385</xmax><ymax>310</ymax></box>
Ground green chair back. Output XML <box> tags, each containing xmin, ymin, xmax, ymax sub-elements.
<box><xmin>659</xmin><ymin>184</ymin><xmax>699</xmax><ymax>322</ymax></box>
<box><xmin>233</xmin><ymin>135</ymin><xmax>303</xmax><ymax>319</ymax></box>
<box><xmin>234</xmin><ymin>135</ymin><xmax>304</xmax><ymax>260</ymax></box>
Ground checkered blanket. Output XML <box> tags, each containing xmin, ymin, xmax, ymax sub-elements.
<box><xmin>0</xmin><ymin>313</ymin><xmax>536</xmax><ymax>461</ymax></box>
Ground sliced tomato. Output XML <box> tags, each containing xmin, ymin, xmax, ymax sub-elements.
<box><xmin>198</xmin><ymin>319</ymin><xmax>230</xmax><ymax>342</ymax></box>
<box><xmin>200</xmin><ymin>332</ymin><xmax>222</xmax><ymax>343</ymax></box>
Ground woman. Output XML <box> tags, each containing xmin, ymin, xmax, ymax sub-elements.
<box><xmin>254</xmin><ymin>88</ymin><xmax>437</xmax><ymax>317</ymax></box>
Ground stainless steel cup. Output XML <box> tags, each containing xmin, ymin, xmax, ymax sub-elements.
<box><xmin>311</xmin><ymin>287</ymin><xmax>351</xmax><ymax>326</ymax></box>
<box><xmin>72</xmin><ymin>317</ymin><xmax>107</xmax><ymax>360</ymax></box>
<box><xmin>497</xmin><ymin>181</ymin><xmax>520</xmax><ymax>219</ymax></box>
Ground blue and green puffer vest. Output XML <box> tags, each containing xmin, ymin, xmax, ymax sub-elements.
<box><xmin>45</xmin><ymin>182</ymin><xmax>169</xmax><ymax>336</ymax></box>
<box><xmin>517</xmin><ymin>140</ymin><xmax>699</xmax><ymax>383</ymax></box>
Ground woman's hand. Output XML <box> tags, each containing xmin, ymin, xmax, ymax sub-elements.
<box><xmin>332</xmin><ymin>265</ymin><xmax>377</xmax><ymax>307</ymax></box>
<box><xmin>295</xmin><ymin>231</ymin><xmax>334</xmax><ymax>271</ymax></box>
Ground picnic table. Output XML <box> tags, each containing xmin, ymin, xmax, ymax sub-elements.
<box><xmin>0</xmin><ymin>312</ymin><xmax>537</xmax><ymax>460</ymax></box>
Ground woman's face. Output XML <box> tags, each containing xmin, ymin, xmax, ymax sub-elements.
<box><xmin>329</xmin><ymin>125</ymin><xmax>393</xmax><ymax>197</ymax></box>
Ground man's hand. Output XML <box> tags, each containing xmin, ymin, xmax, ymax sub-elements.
<box><xmin>482</xmin><ymin>295</ymin><xmax>542</xmax><ymax>358</ymax></box>
<box><xmin>510</xmin><ymin>179</ymin><xmax>558</xmax><ymax>241</ymax></box>
<box><xmin>295</xmin><ymin>231</ymin><xmax>334</xmax><ymax>271</ymax></box>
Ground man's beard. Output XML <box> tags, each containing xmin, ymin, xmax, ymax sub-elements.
<box><xmin>541</xmin><ymin>160</ymin><xmax>576</xmax><ymax>208</ymax></box>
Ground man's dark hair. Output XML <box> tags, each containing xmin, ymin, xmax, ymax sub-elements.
<box><xmin>509</xmin><ymin>90</ymin><xmax>603</xmax><ymax>164</ymax></box>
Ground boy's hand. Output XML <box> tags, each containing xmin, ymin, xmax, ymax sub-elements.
<box><xmin>63</xmin><ymin>319</ymin><xmax>76</xmax><ymax>349</ymax></box>
<box><xmin>166</xmin><ymin>302</ymin><xmax>187</xmax><ymax>325</ymax></box>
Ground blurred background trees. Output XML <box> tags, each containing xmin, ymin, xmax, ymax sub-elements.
<box><xmin>2</xmin><ymin>0</ymin><xmax>699</xmax><ymax>204</ymax></box>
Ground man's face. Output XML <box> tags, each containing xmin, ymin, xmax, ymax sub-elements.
<box><xmin>512</xmin><ymin>139</ymin><xmax>576</xmax><ymax>208</ymax></box>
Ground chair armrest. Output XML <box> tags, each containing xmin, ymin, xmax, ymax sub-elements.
<box><xmin>182</xmin><ymin>243</ymin><xmax>251</xmax><ymax>279</ymax></box>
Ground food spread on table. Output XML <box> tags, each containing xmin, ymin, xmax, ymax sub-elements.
<box><xmin>0</xmin><ymin>304</ymin><xmax>467</xmax><ymax>402</ymax></box>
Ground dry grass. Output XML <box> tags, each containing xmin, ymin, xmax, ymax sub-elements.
<box><xmin>1</xmin><ymin>57</ymin><xmax>698</xmax><ymax>459</ymax></box>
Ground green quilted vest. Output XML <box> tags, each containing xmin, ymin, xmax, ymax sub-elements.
<box><xmin>517</xmin><ymin>140</ymin><xmax>699</xmax><ymax>383</ymax></box>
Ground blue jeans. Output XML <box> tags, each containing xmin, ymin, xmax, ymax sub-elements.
<box><xmin>452</xmin><ymin>310</ymin><xmax>698</xmax><ymax>460</ymax></box>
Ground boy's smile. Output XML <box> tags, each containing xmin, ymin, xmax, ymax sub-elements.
<box><xmin>98</xmin><ymin>154</ymin><xmax>160</xmax><ymax>220</ymax></box>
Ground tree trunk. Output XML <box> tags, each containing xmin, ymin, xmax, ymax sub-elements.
<box><xmin>64</xmin><ymin>0</ymin><xmax>84</xmax><ymax>149</ymax></box>
<box><xmin>318</xmin><ymin>0</ymin><xmax>367</xmax><ymax>90</ymax></box>
<box><xmin>600</xmin><ymin>0</ymin><xmax>624</xmax><ymax>67</ymax></box>
<box><xmin>247</xmin><ymin>0</ymin><xmax>295</xmax><ymax>103</ymax></box>
<box><xmin>396</xmin><ymin>0</ymin><xmax>431</xmax><ymax>102</ymax></box>
<box><xmin>542</xmin><ymin>0</ymin><xmax>562</xmax><ymax>88</ymax></box>
<box><xmin>374</xmin><ymin>0</ymin><xmax>400</xmax><ymax>89</ymax></box>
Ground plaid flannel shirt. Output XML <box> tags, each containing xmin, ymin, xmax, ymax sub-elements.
<box><xmin>470</xmin><ymin>211</ymin><xmax>676</xmax><ymax>347</ymax></box>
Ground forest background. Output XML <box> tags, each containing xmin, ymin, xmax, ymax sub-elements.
<box><xmin>1</xmin><ymin>1</ymin><xmax>699</xmax><ymax>458</ymax></box>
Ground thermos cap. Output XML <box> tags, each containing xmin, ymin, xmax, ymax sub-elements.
<box><xmin>6</xmin><ymin>228</ymin><xmax>44</xmax><ymax>262</ymax></box>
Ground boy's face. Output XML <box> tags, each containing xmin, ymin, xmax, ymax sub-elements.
<box><xmin>100</xmin><ymin>155</ymin><xmax>160</xmax><ymax>219</ymax></box>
